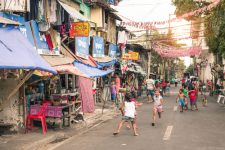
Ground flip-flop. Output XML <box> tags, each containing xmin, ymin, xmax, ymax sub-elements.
<box><xmin>113</xmin><ymin>132</ymin><xmax>119</xmax><ymax>135</ymax></box>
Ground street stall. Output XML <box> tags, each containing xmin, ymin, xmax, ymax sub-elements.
<box><xmin>26</xmin><ymin>55</ymin><xmax>90</xmax><ymax>128</ymax></box>
<box><xmin>0</xmin><ymin>25</ymin><xmax>56</xmax><ymax>133</ymax></box>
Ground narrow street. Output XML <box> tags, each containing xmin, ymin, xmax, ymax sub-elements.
<box><xmin>50</xmin><ymin>87</ymin><xmax>225</xmax><ymax>150</ymax></box>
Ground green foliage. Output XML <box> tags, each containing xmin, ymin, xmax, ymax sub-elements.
<box><xmin>186</xmin><ymin>64</ymin><xmax>194</xmax><ymax>75</ymax></box>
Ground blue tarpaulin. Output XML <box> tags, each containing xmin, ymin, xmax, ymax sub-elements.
<box><xmin>96</xmin><ymin>59</ymin><xmax>117</xmax><ymax>69</ymax></box>
<box><xmin>74</xmin><ymin>61</ymin><xmax>113</xmax><ymax>78</ymax></box>
<box><xmin>0</xmin><ymin>27</ymin><xmax>56</xmax><ymax>73</ymax></box>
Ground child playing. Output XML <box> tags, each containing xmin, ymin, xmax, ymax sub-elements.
<box><xmin>189</xmin><ymin>87</ymin><xmax>198</xmax><ymax>111</ymax></box>
<box><xmin>201</xmin><ymin>93</ymin><xmax>207</xmax><ymax>107</ymax></box>
<box><xmin>176</xmin><ymin>89</ymin><xmax>185</xmax><ymax>112</ymax></box>
<box><xmin>183</xmin><ymin>86</ymin><xmax>189</xmax><ymax>110</ymax></box>
<box><xmin>113</xmin><ymin>92</ymin><xmax>138</xmax><ymax>136</ymax></box>
<box><xmin>152</xmin><ymin>89</ymin><xmax>163</xmax><ymax>126</ymax></box>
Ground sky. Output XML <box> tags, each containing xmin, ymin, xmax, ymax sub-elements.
<box><xmin>114</xmin><ymin>0</ymin><xmax>193</xmax><ymax>67</ymax></box>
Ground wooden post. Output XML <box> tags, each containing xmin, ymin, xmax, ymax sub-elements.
<box><xmin>7</xmin><ymin>70</ymin><xmax>35</xmax><ymax>101</ymax></box>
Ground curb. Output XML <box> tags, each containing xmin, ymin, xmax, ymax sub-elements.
<box><xmin>22</xmin><ymin>109</ymin><xmax>114</xmax><ymax>150</ymax></box>
<box><xmin>46</xmin><ymin>117</ymin><xmax>111</xmax><ymax>150</ymax></box>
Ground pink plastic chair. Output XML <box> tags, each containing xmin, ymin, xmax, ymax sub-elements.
<box><xmin>26</xmin><ymin>103</ymin><xmax>48</xmax><ymax>134</ymax></box>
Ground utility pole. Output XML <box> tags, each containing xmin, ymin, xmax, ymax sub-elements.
<box><xmin>146</xmin><ymin>30</ymin><xmax>151</xmax><ymax>78</ymax></box>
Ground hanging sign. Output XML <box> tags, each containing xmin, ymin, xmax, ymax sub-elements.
<box><xmin>0</xmin><ymin>0</ymin><xmax>30</xmax><ymax>12</ymax></box>
<box><xmin>109</xmin><ymin>44</ymin><xmax>117</xmax><ymax>58</ymax></box>
<box><xmin>70</xmin><ymin>22</ymin><xmax>89</xmax><ymax>37</ymax></box>
<box><xmin>93</xmin><ymin>36</ymin><xmax>104</xmax><ymax>57</ymax></box>
<box><xmin>75</xmin><ymin>36</ymin><xmax>90</xmax><ymax>59</ymax></box>
<box><xmin>122</xmin><ymin>53</ymin><xmax>132</xmax><ymax>60</ymax></box>
<box><xmin>128</xmin><ymin>51</ymin><xmax>139</xmax><ymax>61</ymax></box>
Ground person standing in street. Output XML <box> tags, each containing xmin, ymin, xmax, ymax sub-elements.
<box><xmin>162</xmin><ymin>79</ymin><xmax>167</xmax><ymax>95</ymax></box>
<box><xmin>176</xmin><ymin>89</ymin><xmax>185</xmax><ymax>112</ymax></box>
<box><xmin>189</xmin><ymin>87</ymin><xmax>198</xmax><ymax>111</ymax></box>
<box><xmin>152</xmin><ymin>89</ymin><xmax>163</xmax><ymax>126</ymax></box>
<box><xmin>115</xmin><ymin>73</ymin><xmax>121</xmax><ymax>102</ymax></box>
<box><xmin>113</xmin><ymin>92</ymin><xmax>138</xmax><ymax>136</ymax></box>
<box><xmin>145</xmin><ymin>75</ymin><xmax>155</xmax><ymax>102</ymax></box>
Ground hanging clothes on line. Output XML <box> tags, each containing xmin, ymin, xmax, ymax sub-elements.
<box><xmin>45</xmin><ymin>33</ymin><xmax>54</xmax><ymax>51</ymax></box>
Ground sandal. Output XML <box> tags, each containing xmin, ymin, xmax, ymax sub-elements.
<box><xmin>113</xmin><ymin>132</ymin><xmax>119</xmax><ymax>135</ymax></box>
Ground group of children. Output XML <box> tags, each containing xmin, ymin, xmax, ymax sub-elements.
<box><xmin>177</xmin><ymin>85</ymin><xmax>207</xmax><ymax>112</ymax></box>
<box><xmin>113</xmin><ymin>88</ymin><xmax>164</xmax><ymax>136</ymax></box>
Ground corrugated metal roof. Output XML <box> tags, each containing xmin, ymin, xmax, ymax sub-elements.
<box><xmin>0</xmin><ymin>16</ymin><xmax>20</xmax><ymax>25</ymax></box>
<box><xmin>58</xmin><ymin>0</ymin><xmax>89</xmax><ymax>21</ymax></box>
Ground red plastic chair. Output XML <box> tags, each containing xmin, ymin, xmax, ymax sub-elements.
<box><xmin>26</xmin><ymin>103</ymin><xmax>48</xmax><ymax>135</ymax></box>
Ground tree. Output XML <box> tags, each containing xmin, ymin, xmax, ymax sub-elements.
<box><xmin>186</xmin><ymin>64</ymin><xmax>195</xmax><ymax>76</ymax></box>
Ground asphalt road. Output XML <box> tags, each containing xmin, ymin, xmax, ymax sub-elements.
<box><xmin>52</xmin><ymin>86</ymin><xmax>225</xmax><ymax>150</ymax></box>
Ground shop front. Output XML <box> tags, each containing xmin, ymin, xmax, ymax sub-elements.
<box><xmin>0</xmin><ymin>26</ymin><xmax>56</xmax><ymax>133</ymax></box>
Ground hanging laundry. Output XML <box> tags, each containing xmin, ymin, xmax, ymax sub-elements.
<box><xmin>117</xmin><ymin>31</ymin><xmax>128</xmax><ymax>44</ymax></box>
<box><xmin>49</xmin><ymin>28</ymin><xmax>60</xmax><ymax>50</ymax></box>
<box><xmin>38</xmin><ymin>21</ymin><xmax>51</xmax><ymax>32</ymax></box>
<box><xmin>50</xmin><ymin>0</ymin><xmax>57</xmax><ymax>23</ymax></box>
<box><xmin>78</xmin><ymin>77</ymin><xmax>95</xmax><ymax>113</ymax></box>
<box><xmin>45</xmin><ymin>33</ymin><xmax>54</xmax><ymax>51</ymax></box>
<box><xmin>37</xmin><ymin>0</ymin><xmax>44</xmax><ymax>21</ymax></box>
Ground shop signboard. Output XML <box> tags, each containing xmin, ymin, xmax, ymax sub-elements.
<box><xmin>109</xmin><ymin>44</ymin><xmax>117</xmax><ymax>58</ymax></box>
<box><xmin>0</xmin><ymin>0</ymin><xmax>30</xmax><ymax>12</ymax></box>
<box><xmin>122</xmin><ymin>53</ymin><xmax>132</xmax><ymax>60</ymax></box>
<box><xmin>70</xmin><ymin>22</ymin><xmax>89</xmax><ymax>37</ymax></box>
<box><xmin>93</xmin><ymin>36</ymin><xmax>104</xmax><ymax>57</ymax></box>
<box><xmin>75</xmin><ymin>36</ymin><xmax>89</xmax><ymax>59</ymax></box>
<box><xmin>122</xmin><ymin>51</ymin><xmax>139</xmax><ymax>60</ymax></box>
<box><xmin>128</xmin><ymin>51</ymin><xmax>139</xmax><ymax>61</ymax></box>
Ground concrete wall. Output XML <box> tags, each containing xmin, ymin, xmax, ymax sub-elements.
<box><xmin>0</xmin><ymin>79</ymin><xmax>23</xmax><ymax>131</ymax></box>
<box><xmin>91</xmin><ymin>7</ymin><xmax>103</xmax><ymax>28</ymax></box>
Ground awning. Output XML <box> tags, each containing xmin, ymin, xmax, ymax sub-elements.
<box><xmin>127</xmin><ymin>62</ymin><xmax>146</xmax><ymax>76</ymax></box>
<box><xmin>0</xmin><ymin>27</ymin><xmax>56</xmax><ymax>74</ymax></box>
<box><xmin>54</xmin><ymin>64</ymin><xmax>89</xmax><ymax>78</ymax></box>
<box><xmin>94</xmin><ymin>56</ymin><xmax>117</xmax><ymax>69</ymax></box>
<box><xmin>42</xmin><ymin>55</ymin><xmax>89</xmax><ymax>78</ymax></box>
<box><xmin>58</xmin><ymin>0</ymin><xmax>89</xmax><ymax>21</ymax></box>
<box><xmin>74</xmin><ymin>61</ymin><xmax>113</xmax><ymax>78</ymax></box>
<box><xmin>42</xmin><ymin>55</ymin><xmax>74</xmax><ymax>66</ymax></box>
<box><xmin>0</xmin><ymin>16</ymin><xmax>21</xmax><ymax>25</ymax></box>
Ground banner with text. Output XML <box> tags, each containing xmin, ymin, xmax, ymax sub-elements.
<box><xmin>75</xmin><ymin>36</ymin><xmax>90</xmax><ymax>59</ymax></box>
<box><xmin>93</xmin><ymin>36</ymin><xmax>104</xmax><ymax>57</ymax></box>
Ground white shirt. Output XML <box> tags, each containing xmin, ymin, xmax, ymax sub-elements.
<box><xmin>146</xmin><ymin>79</ymin><xmax>154</xmax><ymax>90</ymax></box>
<box><xmin>124</xmin><ymin>101</ymin><xmax>135</xmax><ymax>118</ymax></box>
<box><xmin>154</xmin><ymin>95</ymin><xmax>163</xmax><ymax>106</ymax></box>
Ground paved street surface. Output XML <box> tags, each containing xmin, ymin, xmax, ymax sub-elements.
<box><xmin>52</xmin><ymin>86</ymin><xmax>225</xmax><ymax>150</ymax></box>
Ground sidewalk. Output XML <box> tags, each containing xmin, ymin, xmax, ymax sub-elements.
<box><xmin>0</xmin><ymin>105</ymin><xmax>115</xmax><ymax>150</ymax></box>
